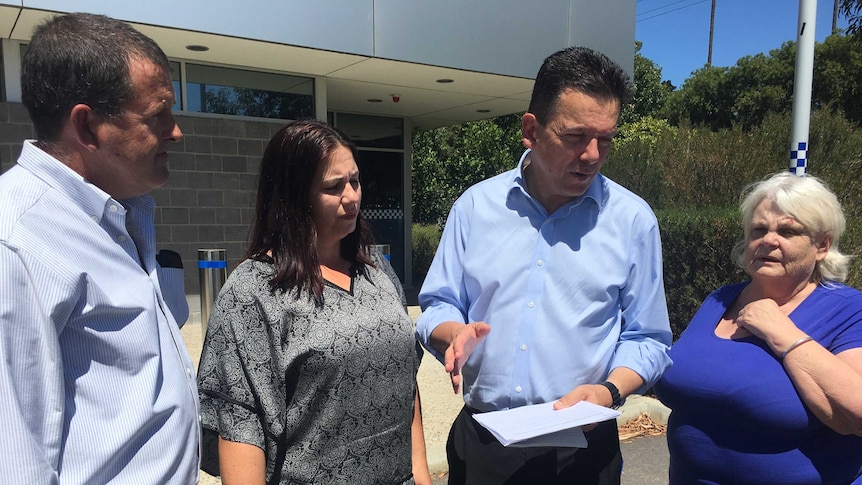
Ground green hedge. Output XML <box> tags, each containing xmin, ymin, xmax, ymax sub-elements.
<box><xmin>412</xmin><ymin>223</ymin><xmax>442</xmax><ymax>285</ymax></box>
<box><xmin>657</xmin><ymin>208</ymin><xmax>746</xmax><ymax>339</ymax></box>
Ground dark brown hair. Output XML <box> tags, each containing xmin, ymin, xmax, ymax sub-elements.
<box><xmin>528</xmin><ymin>46</ymin><xmax>632</xmax><ymax>125</ymax></box>
<box><xmin>21</xmin><ymin>12</ymin><xmax>171</xmax><ymax>143</ymax></box>
<box><xmin>246</xmin><ymin>120</ymin><xmax>375</xmax><ymax>305</ymax></box>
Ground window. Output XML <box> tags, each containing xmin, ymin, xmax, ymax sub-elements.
<box><xmin>0</xmin><ymin>45</ymin><xmax>5</xmax><ymax>101</ymax></box>
<box><xmin>337</xmin><ymin>113</ymin><xmax>403</xmax><ymax>149</ymax></box>
<box><xmin>170</xmin><ymin>61</ymin><xmax>181</xmax><ymax>111</ymax></box>
<box><xmin>185</xmin><ymin>64</ymin><xmax>314</xmax><ymax>120</ymax></box>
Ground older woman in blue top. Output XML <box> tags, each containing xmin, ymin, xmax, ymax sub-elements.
<box><xmin>655</xmin><ymin>172</ymin><xmax>862</xmax><ymax>484</ymax></box>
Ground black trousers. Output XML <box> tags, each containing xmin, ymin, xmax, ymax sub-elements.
<box><xmin>447</xmin><ymin>406</ymin><xmax>623</xmax><ymax>485</ymax></box>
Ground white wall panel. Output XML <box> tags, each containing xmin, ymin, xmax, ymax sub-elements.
<box><xmin>21</xmin><ymin>0</ymin><xmax>376</xmax><ymax>56</ymax></box>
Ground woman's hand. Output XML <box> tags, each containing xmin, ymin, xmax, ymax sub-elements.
<box><xmin>738</xmin><ymin>299</ymin><xmax>862</xmax><ymax>436</ymax></box>
<box><xmin>736</xmin><ymin>298</ymin><xmax>807</xmax><ymax>354</ymax></box>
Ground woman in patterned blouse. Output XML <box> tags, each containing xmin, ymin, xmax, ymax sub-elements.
<box><xmin>198</xmin><ymin>120</ymin><xmax>431</xmax><ymax>485</ymax></box>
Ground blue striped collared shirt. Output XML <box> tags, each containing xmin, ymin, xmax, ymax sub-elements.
<box><xmin>0</xmin><ymin>142</ymin><xmax>200</xmax><ymax>484</ymax></box>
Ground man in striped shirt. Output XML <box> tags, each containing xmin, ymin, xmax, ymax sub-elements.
<box><xmin>0</xmin><ymin>13</ymin><xmax>199</xmax><ymax>484</ymax></box>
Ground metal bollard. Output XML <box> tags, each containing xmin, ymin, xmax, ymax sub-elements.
<box><xmin>198</xmin><ymin>249</ymin><xmax>227</xmax><ymax>338</ymax></box>
<box><xmin>371</xmin><ymin>244</ymin><xmax>391</xmax><ymax>261</ymax></box>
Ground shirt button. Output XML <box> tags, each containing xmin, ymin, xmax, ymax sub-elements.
<box><xmin>520</xmin><ymin>344</ymin><xmax>527</xmax><ymax>351</ymax></box>
<box><xmin>118</xmin><ymin>235</ymin><xmax>126</xmax><ymax>242</ymax></box>
<box><xmin>528</xmin><ymin>301</ymin><xmax>535</xmax><ymax>308</ymax></box>
<box><xmin>91</xmin><ymin>215</ymin><xmax>98</xmax><ymax>222</ymax></box>
<box><xmin>515</xmin><ymin>386</ymin><xmax>522</xmax><ymax>393</ymax></box>
<box><xmin>109</xmin><ymin>204</ymin><xmax>118</xmax><ymax>212</ymax></box>
<box><xmin>186</xmin><ymin>368</ymin><xmax>193</xmax><ymax>377</ymax></box>
<box><xmin>537</xmin><ymin>259</ymin><xmax>543</xmax><ymax>266</ymax></box>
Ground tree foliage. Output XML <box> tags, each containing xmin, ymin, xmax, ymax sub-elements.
<box><xmin>411</xmin><ymin>114</ymin><xmax>523</xmax><ymax>225</ymax></box>
<box><xmin>664</xmin><ymin>33</ymin><xmax>862</xmax><ymax>130</ymax></box>
<box><xmin>840</xmin><ymin>0</ymin><xmax>862</xmax><ymax>38</ymax></box>
<box><xmin>620</xmin><ymin>42</ymin><xmax>673</xmax><ymax>125</ymax></box>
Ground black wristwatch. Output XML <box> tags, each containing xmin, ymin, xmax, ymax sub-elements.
<box><xmin>599</xmin><ymin>381</ymin><xmax>623</xmax><ymax>409</ymax></box>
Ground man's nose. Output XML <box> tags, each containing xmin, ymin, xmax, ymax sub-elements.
<box><xmin>580</xmin><ymin>137</ymin><xmax>600</xmax><ymax>164</ymax></box>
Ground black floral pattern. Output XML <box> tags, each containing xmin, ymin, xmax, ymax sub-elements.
<box><xmin>198</xmin><ymin>253</ymin><xmax>420</xmax><ymax>484</ymax></box>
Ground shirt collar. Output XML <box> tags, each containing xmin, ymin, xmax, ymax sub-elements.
<box><xmin>16</xmin><ymin>140</ymin><xmax>153</xmax><ymax>223</ymax></box>
<box><xmin>510</xmin><ymin>149</ymin><xmax>605</xmax><ymax>213</ymax></box>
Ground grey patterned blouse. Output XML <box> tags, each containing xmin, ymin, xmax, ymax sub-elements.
<box><xmin>198</xmin><ymin>253</ymin><xmax>421</xmax><ymax>484</ymax></box>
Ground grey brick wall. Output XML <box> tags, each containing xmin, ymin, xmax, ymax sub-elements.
<box><xmin>0</xmin><ymin>102</ymin><xmax>283</xmax><ymax>295</ymax></box>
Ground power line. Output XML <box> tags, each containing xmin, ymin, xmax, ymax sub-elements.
<box><xmin>637</xmin><ymin>0</ymin><xmax>699</xmax><ymax>17</ymax></box>
<box><xmin>637</xmin><ymin>0</ymin><xmax>709</xmax><ymax>22</ymax></box>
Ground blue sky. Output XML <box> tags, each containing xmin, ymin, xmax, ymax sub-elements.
<box><xmin>635</xmin><ymin>0</ymin><xmax>850</xmax><ymax>88</ymax></box>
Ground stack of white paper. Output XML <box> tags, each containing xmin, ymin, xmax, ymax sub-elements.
<box><xmin>472</xmin><ymin>401</ymin><xmax>621</xmax><ymax>448</ymax></box>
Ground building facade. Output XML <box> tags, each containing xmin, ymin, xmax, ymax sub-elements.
<box><xmin>0</xmin><ymin>0</ymin><xmax>635</xmax><ymax>292</ymax></box>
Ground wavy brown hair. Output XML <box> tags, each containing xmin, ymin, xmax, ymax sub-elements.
<box><xmin>246</xmin><ymin>120</ymin><xmax>375</xmax><ymax>305</ymax></box>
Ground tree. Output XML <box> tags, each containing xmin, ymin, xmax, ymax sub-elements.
<box><xmin>813</xmin><ymin>33</ymin><xmax>862</xmax><ymax>123</ymax></box>
<box><xmin>663</xmin><ymin>64</ymin><xmax>735</xmax><ymax>130</ymax></box>
<box><xmin>664</xmin><ymin>34</ymin><xmax>862</xmax><ymax>130</ymax></box>
<box><xmin>411</xmin><ymin>116</ymin><xmax>522</xmax><ymax>225</ymax></box>
<box><xmin>620</xmin><ymin>42</ymin><xmax>673</xmax><ymax>125</ymax></box>
<box><xmin>840</xmin><ymin>0</ymin><xmax>862</xmax><ymax>38</ymax></box>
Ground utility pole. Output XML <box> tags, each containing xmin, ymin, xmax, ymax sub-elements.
<box><xmin>708</xmin><ymin>0</ymin><xmax>716</xmax><ymax>65</ymax></box>
<box><xmin>790</xmin><ymin>0</ymin><xmax>816</xmax><ymax>175</ymax></box>
<box><xmin>833</xmin><ymin>0</ymin><xmax>839</xmax><ymax>32</ymax></box>
<box><xmin>829</xmin><ymin>0</ymin><xmax>838</xmax><ymax>31</ymax></box>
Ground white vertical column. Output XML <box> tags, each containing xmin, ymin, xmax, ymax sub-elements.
<box><xmin>2</xmin><ymin>39</ymin><xmax>23</xmax><ymax>103</ymax></box>
<box><xmin>789</xmin><ymin>0</ymin><xmax>817</xmax><ymax>175</ymax></box>
<box><xmin>403</xmin><ymin>117</ymin><xmax>413</xmax><ymax>289</ymax></box>
<box><xmin>314</xmin><ymin>76</ymin><xmax>327</xmax><ymax>122</ymax></box>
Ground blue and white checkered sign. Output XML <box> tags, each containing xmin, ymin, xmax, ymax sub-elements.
<box><xmin>789</xmin><ymin>141</ymin><xmax>807</xmax><ymax>175</ymax></box>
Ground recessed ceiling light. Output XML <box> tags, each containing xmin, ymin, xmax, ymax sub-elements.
<box><xmin>436</xmin><ymin>78</ymin><xmax>454</xmax><ymax>83</ymax></box>
<box><xmin>367</xmin><ymin>98</ymin><xmax>383</xmax><ymax>103</ymax></box>
<box><xmin>185</xmin><ymin>45</ymin><xmax>209</xmax><ymax>52</ymax></box>
<box><xmin>476</xmin><ymin>109</ymin><xmax>491</xmax><ymax>113</ymax></box>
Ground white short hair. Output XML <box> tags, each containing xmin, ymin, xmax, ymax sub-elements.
<box><xmin>731</xmin><ymin>172</ymin><xmax>851</xmax><ymax>282</ymax></box>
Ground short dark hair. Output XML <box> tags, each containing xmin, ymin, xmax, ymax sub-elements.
<box><xmin>246</xmin><ymin>120</ymin><xmax>375</xmax><ymax>306</ymax></box>
<box><xmin>527</xmin><ymin>46</ymin><xmax>632</xmax><ymax>124</ymax></box>
<box><xmin>21</xmin><ymin>12</ymin><xmax>171</xmax><ymax>142</ymax></box>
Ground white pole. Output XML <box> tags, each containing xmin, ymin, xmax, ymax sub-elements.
<box><xmin>789</xmin><ymin>0</ymin><xmax>817</xmax><ymax>175</ymax></box>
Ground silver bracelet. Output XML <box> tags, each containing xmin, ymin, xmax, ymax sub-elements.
<box><xmin>780</xmin><ymin>336</ymin><xmax>813</xmax><ymax>361</ymax></box>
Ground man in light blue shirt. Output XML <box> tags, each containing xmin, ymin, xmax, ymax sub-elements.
<box><xmin>0</xmin><ymin>13</ymin><xmax>199</xmax><ymax>484</ymax></box>
<box><xmin>416</xmin><ymin>47</ymin><xmax>672</xmax><ymax>484</ymax></box>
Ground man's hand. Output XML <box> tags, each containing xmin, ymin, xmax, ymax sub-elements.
<box><xmin>551</xmin><ymin>368</ymin><xmax>644</xmax><ymax>430</ymax></box>
<box><xmin>552</xmin><ymin>383</ymin><xmax>614</xmax><ymax>432</ymax></box>
<box><xmin>553</xmin><ymin>384</ymin><xmax>611</xmax><ymax>410</ymax></box>
<box><xmin>430</xmin><ymin>321</ymin><xmax>491</xmax><ymax>394</ymax></box>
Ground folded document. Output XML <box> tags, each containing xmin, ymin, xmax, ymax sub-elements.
<box><xmin>472</xmin><ymin>401</ymin><xmax>621</xmax><ymax>447</ymax></box>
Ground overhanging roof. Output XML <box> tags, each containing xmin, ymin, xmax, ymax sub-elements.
<box><xmin>1</xmin><ymin>6</ymin><xmax>535</xmax><ymax>130</ymax></box>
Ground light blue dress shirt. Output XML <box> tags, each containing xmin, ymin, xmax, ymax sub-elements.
<box><xmin>416</xmin><ymin>150</ymin><xmax>672</xmax><ymax>412</ymax></box>
<box><xmin>0</xmin><ymin>142</ymin><xmax>200</xmax><ymax>484</ymax></box>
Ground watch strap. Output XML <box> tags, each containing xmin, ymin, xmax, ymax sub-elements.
<box><xmin>599</xmin><ymin>381</ymin><xmax>623</xmax><ymax>409</ymax></box>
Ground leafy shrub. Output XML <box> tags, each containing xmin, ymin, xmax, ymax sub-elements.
<box><xmin>657</xmin><ymin>208</ymin><xmax>747</xmax><ymax>339</ymax></box>
<box><xmin>412</xmin><ymin>223</ymin><xmax>442</xmax><ymax>285</ymax></box>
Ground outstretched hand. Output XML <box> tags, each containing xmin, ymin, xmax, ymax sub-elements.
<box><xmin>443</xmin><ymin>322</ymin><xmax>491</xmax><ymax>394</ymax></box>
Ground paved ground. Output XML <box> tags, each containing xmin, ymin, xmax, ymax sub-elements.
<box><xmin>183</xmin><ymin>298</ymin><xmax>669</xmax><ymax>484</ymax></box>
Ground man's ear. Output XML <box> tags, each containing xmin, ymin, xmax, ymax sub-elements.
<box><xmin>522</xmin><ymin>112</ymin><xmax>538</xmax><ymax>150</ymax></box>
<box><xmin>68</xmin><ymin>104</ymin><xmax>100</xmax><ymax>151</ymax></box>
